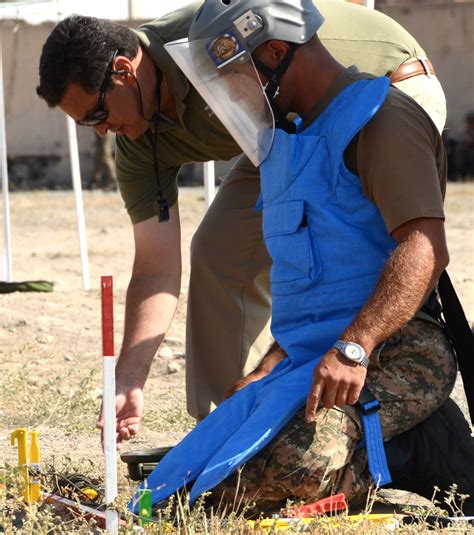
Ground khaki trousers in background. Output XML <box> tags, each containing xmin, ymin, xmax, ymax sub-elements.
<box><xmin>185</xmin><ymin>73</ymin><xmax>448</xmax><ymax>420</ymax></box>
<box><xmin>186</xmin><ymin>156</ymin><xmax>271</xmax><ymax>419</ymax></box>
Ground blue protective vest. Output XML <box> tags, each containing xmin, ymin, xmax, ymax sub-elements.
<box><xmin>130</xmin><ymin>76</ymin><xmax>393</xmax><ymax>512</ymax></box>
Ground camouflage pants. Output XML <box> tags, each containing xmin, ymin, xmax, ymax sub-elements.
<box><xmin>209</xmin><ymin>318</ymin><xmax>457</xmax><ymax>514</ymax></box>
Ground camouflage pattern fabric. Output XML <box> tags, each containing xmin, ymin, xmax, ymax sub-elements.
<box><xmin>209</xmin><ymin>318</ymin><xmax>457</xmax><ymax>515</ymax></box>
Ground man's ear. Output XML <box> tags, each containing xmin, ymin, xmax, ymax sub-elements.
<box><xmin>255</xmin><ymin>40</ymin><xmax>289</xmax><ymax>69</ymax></box>
<box><xmin>111</xmin><ymin>56</ymin><xmax>135</xmax><ymax>81</ymax></box>
<box><xmin>266</xmin><ymin>40</ymin><xmax>290</xmax><ymax>63</ymax></box>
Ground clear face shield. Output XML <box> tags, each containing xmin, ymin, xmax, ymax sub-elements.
<box><xmin>164</xmin><ymin>31</ymin><xmax>275</xmax><ymax>167</ymax></box>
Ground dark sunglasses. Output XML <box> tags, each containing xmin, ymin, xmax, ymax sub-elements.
<box><xmin>76</xmin><ymin>50</ymin><xmax>118</xmax><ymax>127</ymax></box>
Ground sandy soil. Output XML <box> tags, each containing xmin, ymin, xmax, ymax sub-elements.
<box><xmin>0</xmin><ymin>182</ymin><xmax>472</xmax><ymax>472</ymax></box>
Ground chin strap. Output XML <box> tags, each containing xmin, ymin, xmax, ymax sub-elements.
<box><xmin>253</xmin><ymin>42</ymin><xmax>299</xmax><ymax>134</ymax></box>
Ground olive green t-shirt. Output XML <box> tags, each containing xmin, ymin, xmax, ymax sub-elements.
<box><xmin>116</xmin><ymin>1</ymin><xmax>429</xmax><ymax>224</ymax></box>
<box><xmin>302</xmin><ymin>66</ymin><xmax>446</xmax><ymax>234</ymax></box>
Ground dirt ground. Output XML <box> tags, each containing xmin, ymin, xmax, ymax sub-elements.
<box><xmin>0</xmin><ymin>182</ymin><xmax>473</xmax><ymax>489</ymax></box>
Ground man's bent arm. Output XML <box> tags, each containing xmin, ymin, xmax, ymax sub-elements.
<box><xmin>98</xmin><ymin>203</ymin><xmax>181</xmax><ymax>445</ymax></box>
<box><xmin>306</xmin><ymin>217</ymin><xmax>449</xmax><ymax>417</ymax></box>
<box><xmin>341</xmin><ymin>217</ymin><xmax>449</xmax><ymax>355</ymax></box>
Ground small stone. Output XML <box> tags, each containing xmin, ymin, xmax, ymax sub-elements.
<box><xmin>91</xmin><ymin>387</ymin><xmax>103</xmax><ymax>399</ymax></box>
<box><xmin>167</xmin><ymin>361</ymin><xmax>181</xmax><ymax>374</ymax></box>
<box><xmin>64</xmin><ymin>354</ymin><xmax>74</xmax><ymax>362</ymax></box>
<box><xmin>36</xmin><ymin>334</ymin><xmax>54</xmax><ymax>345</ymax></box>
<box><xmin>59</xmin><ymin>386</ymin><xmax>76</xmax><ymax>398</ymax></box>
<box><xmin>159</xmin><ymin>346</ymin><xmax>174</xmax><ymax>359</ymax></box>
<box><xmin>163</xmin><ymin>337</ymin><xmax>183</xmax><ymax>347</ymax></box>
<box><xmin>173</xmin><ymin>351</ymin><xmax>186</xmax><ymax>360</ymax></box>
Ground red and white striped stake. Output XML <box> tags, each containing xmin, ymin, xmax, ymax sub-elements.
<box><xmin>101</xmin><ymin>276</ymin><xmax>118</xmax><ymax>533</ymax></box>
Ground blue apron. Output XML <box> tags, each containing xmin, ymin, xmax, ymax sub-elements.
<box><xmin>130</xmin><ymin>76</ymin><xmax>393</xmax><ymax>512</ymax></box>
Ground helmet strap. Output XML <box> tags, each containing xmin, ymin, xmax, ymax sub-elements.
<box><xmin>253</xmin><ymin>42</ymin><xmax>299</xmax><ymax>133</ymax></box>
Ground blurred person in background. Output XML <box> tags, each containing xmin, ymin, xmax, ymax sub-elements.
<box><xmin>457</xmin><ymin>111</ymin><xmax>474</xmax><ymax>180</ymax></box>
<box><xmin>89</xmin><ymin>131</ymin><xmax>117</xmax><ymax>190</ymax></box>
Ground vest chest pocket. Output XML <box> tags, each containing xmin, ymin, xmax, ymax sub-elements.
<box><xmin>262</xmin><ymin>200</ymin><xmax>321</xmax><ymax>295</ymax></box>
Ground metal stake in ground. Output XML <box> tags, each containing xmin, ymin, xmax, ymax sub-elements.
<box><xmin>101</xmin><ymin>276</ymin><xmax>118</xmax><ymax>534</ymax></box>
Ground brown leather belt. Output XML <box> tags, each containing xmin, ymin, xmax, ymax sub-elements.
<box><xmin>389</xmin><ymin>57</ymin><xmax>436</xmax><ymax>84</ymax></box>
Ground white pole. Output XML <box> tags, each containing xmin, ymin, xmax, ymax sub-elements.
<box><xmin>0</xmin><ymin>27</ymin><xmax>12</xmax><ymax>282</ymax></box>
<box><xmin>363</xmin><ymin>0</ymin><xmax>375</xmax><ymax>9</ymax></box>
<box><xmin>203</xmin><ymin>161</ymin><xmax>216</xmax><ymax>209</ymax></box>
<box><xmin>66</xmin><ymin>116</ymin><xmax>90</xmax><ymax>291</ymax></box>
<box><xmin>103</xmin><ymin>356</ymin><xmax>118</xmax><ymax>533</ymax></box>
<box><xmin>101</xmin><ymin>276</ymin><xmax>118</xmax><ymax>534</ymax></box>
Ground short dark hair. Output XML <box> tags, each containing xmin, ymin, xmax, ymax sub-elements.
<box><xmin>36</xmin><ymin>15</ymin><xmax>140</xmax><ymax>107</ymax></box>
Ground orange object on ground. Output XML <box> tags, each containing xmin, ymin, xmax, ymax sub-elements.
<box><xmin>286</xmin><ymin>493</ymin><xmax>348</xmax><ymax>517</ymax></box>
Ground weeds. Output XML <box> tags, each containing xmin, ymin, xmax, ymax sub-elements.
<box><xmin>0</xmin><ymin>369</ymin><xmax>100</xmax><ymax>433</ymax></box>
<box><xmin>1</xmin><ymin>352</ymin><xmax>471</xmax><ymax>532</ymax></box>
<box><xmin>143</xmin><ymin>406</ymin><xmax>195</xmax><ymax>434</ymax></box>
<box><xmin>1</xmin><ymin>459</ymin><xmax>473</xmax><ymax>535</ymax></box>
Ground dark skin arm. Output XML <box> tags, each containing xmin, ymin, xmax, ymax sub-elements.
<box><xmin>225</xmin><ymin>341</ymin><xmax>287</xmax><ymax>398</ymax></box>
<box><xmin>306</xmin><ymin>217</ymin><xmax>449</xmax><ymax>422</ymax></box>
<box><xmin>226</xmin><ymin>219</ymin><xmax>448</xmax><ymax>422</ymax></box>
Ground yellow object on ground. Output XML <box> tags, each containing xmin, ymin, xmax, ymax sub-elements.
<box><xmin>10</xmin><ymin>428</ymin><xmax>42</xmax><ymax>503</ymax></box>
<box><xmin>81</xmin><ymin>488</ymin><xmax>99</xmax><ymax>502</ymax></box>
<box><xmin>28</xmin><ymin>430</ymin><xmax>41</xmax><ymax>502</ymax></box>
<box><xmin>249</xmin><ymin>513</ymin><xmax>399</xmax><ymax>531</ymax></box>
<box><xmin>10</xmin><ymin>428</ymin><xmax>30</xmax><ymax>503</ymax></box>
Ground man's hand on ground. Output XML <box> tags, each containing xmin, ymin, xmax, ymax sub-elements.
<box><xmin>305</xmin><ymin>348</ymin><xmax>367</xmax><ymax>423</ymax></box>
<box><xmin>97</xmin><ymin>385</ymin><xmax>144</xmax><ymax>451</ymax></box>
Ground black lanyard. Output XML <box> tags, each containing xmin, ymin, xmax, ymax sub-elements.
<box><xmin>152</xmin><ymin>66</ymin><xmax>169</xmax><ymax>222</ymax></box>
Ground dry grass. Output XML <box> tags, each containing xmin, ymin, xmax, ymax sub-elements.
<box><xmin>0</xmin><ymin>316</ymin><xmax>472</xmax><ymax>534</ymax></box>
<box><xmin>1</xmin><ymin>473</ymin><xmax>474</xmax><ymax>534</ymax></box>
<box><xmin>0</xmin><ymin>371</ymin><xmax>469</xmax><ymax>535</ymax></box>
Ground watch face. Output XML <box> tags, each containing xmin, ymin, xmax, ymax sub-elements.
<box><xmin>345</xmin><ymin>344</ymin><xmax>363</xmax><ymax>361</ymax></box>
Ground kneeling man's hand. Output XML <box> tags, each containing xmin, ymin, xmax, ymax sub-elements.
<box><xmin>305</xmin><ymin>349</ymin><xmax>367</xmax><ymax>423</ymax></box>
<box><xmin>224</xmin><ymin>370</ymin><xmax>268</xmax><ymax>399</ymax></box>
<box><xmin>225</xmin><ymin>342</ymin><xmax>288</xmax><ymax>399</ymax></box>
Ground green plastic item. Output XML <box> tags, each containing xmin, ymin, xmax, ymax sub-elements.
<box><xmin>0</xmin><ymin>281</ymin><xmax>54</xmax><ymax>294</ymax></box>
<box><xmin>138</xmin><ymin>489</ymin><xmax>152</xmax><ymax>526</ymax></box>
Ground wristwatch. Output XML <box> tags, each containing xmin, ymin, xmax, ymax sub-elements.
<box><xmin>333</xmin><ymin>340</ymin><xmax>370</xmax><ymax>368</ymax></box>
